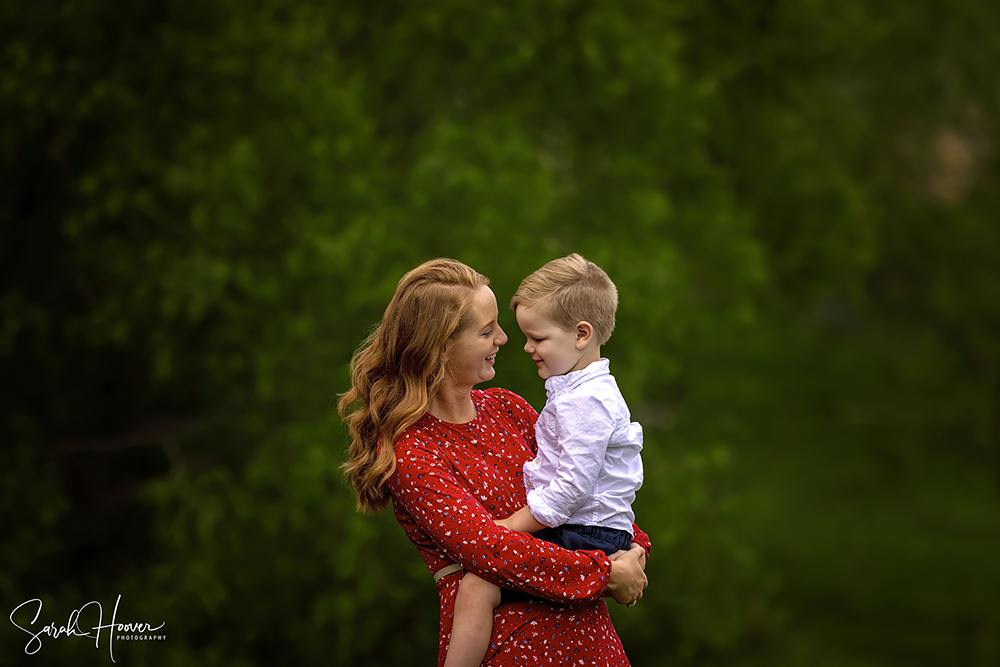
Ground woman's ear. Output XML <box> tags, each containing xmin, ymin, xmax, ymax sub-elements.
<box><xmin>575</xmin><ymin>321</ymin><xmax>594</xmax><ymax>349</ymax></box>
<box><xmin>437</xmin><ymin>348</ymin><xmax>450</xmax><ymax>381</ymax></box>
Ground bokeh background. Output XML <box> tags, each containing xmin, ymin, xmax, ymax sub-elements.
<box><xmin>2</xmin><ymin>1</ymin><xmax>999</xmax><ymax>665</ymax></box>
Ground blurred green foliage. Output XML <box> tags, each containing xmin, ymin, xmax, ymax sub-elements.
<box><xmin>2</xmin><ymin>0</ymin><xmax>998</xmax><ymax>665</ymax></box>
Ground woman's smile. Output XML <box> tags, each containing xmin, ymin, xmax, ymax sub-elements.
<box><xmin>442</xmin><ymin>286</ymin><xmax>508</xmax><ymax>387</ymax></box>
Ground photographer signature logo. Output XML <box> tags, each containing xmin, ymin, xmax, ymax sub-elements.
<box><xmin>10</xmin><ymin>594</ymin><xmax>165</xmax><ymax>663</ymax></box>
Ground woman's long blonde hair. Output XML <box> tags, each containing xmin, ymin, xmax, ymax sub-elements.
<box><xmin>338</xmin><ymin>259</ymin><xmax>490</xmax><ymax>513</ymax></box>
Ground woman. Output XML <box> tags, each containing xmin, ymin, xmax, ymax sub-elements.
<box><xmin>339</xmin><ymin>259</ymin><xmax>649</xmax><ymax>666</ymax></box>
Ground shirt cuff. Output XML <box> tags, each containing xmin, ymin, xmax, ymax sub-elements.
<box><xmin>526</xmin><ymin>489</ymin><xmax>568</xmax><ymax>528</ymax></box>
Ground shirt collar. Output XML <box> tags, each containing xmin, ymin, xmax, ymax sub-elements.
<box><xmin>544</xmin><ymin>358</ymin><xmax>610</xmax><ymax>399</ymax></box>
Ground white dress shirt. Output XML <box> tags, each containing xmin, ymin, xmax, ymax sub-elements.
<box><xmin>524</xmin><ymin>358</ymin><xmax>643</xmax><ymax>534</ymax></box>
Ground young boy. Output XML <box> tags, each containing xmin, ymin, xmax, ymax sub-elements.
<box><xmin>443</xmin><ymin>253</ymin><xmax>644</xmax><ymax>667</ymax></box>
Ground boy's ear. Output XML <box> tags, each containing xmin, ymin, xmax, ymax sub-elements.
<box><xmin>575</xmin><ymin>321</ymin><xmax>594</xmax><ymax>349</ymax></box>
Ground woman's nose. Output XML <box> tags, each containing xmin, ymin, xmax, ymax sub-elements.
<box><xmin>496</xmin><ymin>325</ymin><xmax>508</xmax><ymax>346</ymax></box>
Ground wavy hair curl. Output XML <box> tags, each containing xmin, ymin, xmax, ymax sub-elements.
<box><xmin>338</xmin><ymin>259</ymin><xmax>490</xmax><ymax>513</ymax></box>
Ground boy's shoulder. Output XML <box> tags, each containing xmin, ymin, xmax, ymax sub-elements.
<box><xmin>547</xmin><ymin>366</ymin><xmax>630</xmax><ymax>420</ymax></box>
<box><xmin>559</xmin><ymin>360</ymin><xmax>623</xmax><ymax>395</ymax></box>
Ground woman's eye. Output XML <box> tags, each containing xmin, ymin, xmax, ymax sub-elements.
<box><xmin>483</xmin><ymin>328</ymin><xmax>494</xmax><ymax>336</ymax></box>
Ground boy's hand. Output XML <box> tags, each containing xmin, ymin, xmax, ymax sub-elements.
<box><xmin>496</xmin><ymin>506</ymin><xmax>546</xmax><ymax>534</ymax></box>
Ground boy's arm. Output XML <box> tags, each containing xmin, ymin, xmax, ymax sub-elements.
<box><xmin>526</xmin><ymin>394</ymin><xmax>614</xmax><ymax>528</ymax></box>
<box><xmin>496</xmin><ymin>505</ymin><xmax>546</xmax><ymax>534</ymax></box>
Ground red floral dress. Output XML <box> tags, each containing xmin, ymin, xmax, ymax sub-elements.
<box><xmin>388</xmin><ymin>388</ymin><xmax>651</xmax><ymax>666</ymax></box>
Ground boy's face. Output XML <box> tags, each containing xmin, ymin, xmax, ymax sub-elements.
<box><xmin>515</xmin><ymin>305</ymin><xmax>590</xmax><ymax>380</ymax></box>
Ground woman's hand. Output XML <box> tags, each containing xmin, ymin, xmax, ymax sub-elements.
<box><xmin>606</xmin><ymin>543</ymin><xmax>647</xmax><ymax>607</ymax></box>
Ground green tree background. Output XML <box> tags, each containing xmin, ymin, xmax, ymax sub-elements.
<box><xmin>2</xmin><ymin>1</ymin><xmax>998</xmax><ymax>665</ymax></box>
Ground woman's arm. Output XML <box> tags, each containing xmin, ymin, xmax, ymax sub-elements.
<box><xmin>389</xmin><ymin>440</ymin><xmax>612</xmax><ymax>605</ymax></box>
<box><xmin>492</xmin><ymin>512</ymin><xmax>650</xmax><ymax>605</ymax></box>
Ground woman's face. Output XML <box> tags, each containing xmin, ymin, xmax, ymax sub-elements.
<box><xmin>444</xmin><ymin>286</ymin><xmax>508</xmax><ymax>388</ymax></box>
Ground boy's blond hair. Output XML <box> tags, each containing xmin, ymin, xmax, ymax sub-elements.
<box><xmin>510</xmin><ymin>253</ymin><xmax>618</xmax><ymax>345</ymax></box>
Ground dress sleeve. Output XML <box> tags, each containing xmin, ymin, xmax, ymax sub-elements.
<box><xmin>389</xmin><ymin>438</ymin><xmax>612</xmax><ymax>605</ymax></box>
<box><xmin>631</xmin><ymin>523</ymin><xmax>651</xmax><ymax>558</ymax></box>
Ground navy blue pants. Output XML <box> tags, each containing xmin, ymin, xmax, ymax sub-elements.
<box><xmin>532</xmin><ymin>524</ymin><xmax>633</xmax><ymax>555</ymax></box>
